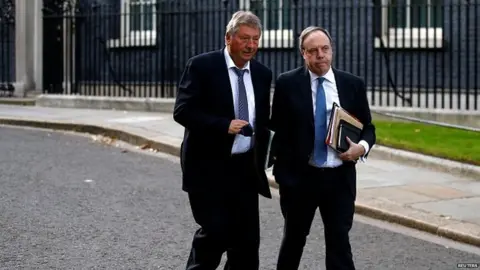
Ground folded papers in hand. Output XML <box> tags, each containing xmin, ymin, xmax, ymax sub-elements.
<box><xmin>326</xmin><ymin>103</ymin><xmax>363</xmax><ymax>153</ymax></box>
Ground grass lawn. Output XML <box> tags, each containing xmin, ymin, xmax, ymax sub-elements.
<box><xmin>373</xmin><ymin>120</ymin><xmax>480</xmax><ymax>166</ymax></box>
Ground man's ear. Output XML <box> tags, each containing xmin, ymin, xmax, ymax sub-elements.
<box><xmin>225</xmin><ymin>33</ymin><xmax>232</xmax><ymax>45</ymax></box>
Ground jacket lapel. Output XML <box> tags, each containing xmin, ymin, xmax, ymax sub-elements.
<box><xmin>299</xmin><ymin>67</ymin><xmax>315</xmax><ymax>128</ymax></box>
<box><xmin>250</xmin><ymin>62</ymin><xmax>262</xmax><ymax>122</ymax></box>
<box><xmin>216</xmin><ymin>48</ymin><xmax>235</xmax><ymax>119</ymax></box>
<box><xmin>333</xmin><ymin>68</ymin><xmax>352</xmax><ymax>111</ymax></box>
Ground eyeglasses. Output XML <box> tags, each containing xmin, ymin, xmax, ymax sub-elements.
<box><xmin>304</xmin><ymin>46</ymin><xmax>331</xmax><ymax>56</ymax></box>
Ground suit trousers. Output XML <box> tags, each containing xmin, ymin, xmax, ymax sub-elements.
<box><xmin>185</xmin><ymin>150</ymin><xmax>260</xmax><ymax>270</ymax></box>
<box><xmin>276</xmin><ymin>163</ymin><xmax>357</xmax><ymax>270</ymax></box>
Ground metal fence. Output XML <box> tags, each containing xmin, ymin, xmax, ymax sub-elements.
<box><xmin>0</xmin><ymin>0</ymin><xmax>15</xmax><ymax>96</ymax></box>
<box><xmin>43</xmin><ymin>0</ymin><xmax>479</xmax><ymax>110</ymax></box>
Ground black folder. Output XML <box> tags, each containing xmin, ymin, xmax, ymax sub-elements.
<box><xmin>336</xmin><ymin>119</ymin><xmax>362</xmax><ymax>153</ymax></box>
<box><xmin>326</xmin><ymin>103</ymin><xmax>364</xmax><ymax>153</ymax></box>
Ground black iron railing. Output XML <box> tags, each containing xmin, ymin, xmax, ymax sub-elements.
<box><xmin>0</xmin><ymin>0</ymin><xmax>15</xmax><ymax>96</ymax></box>
<box><xmin>41</xmin><ymin>0</ymin><xmax>479</xmax><ymax>110</ymax></box>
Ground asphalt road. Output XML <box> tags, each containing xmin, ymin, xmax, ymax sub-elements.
<box><xmin>1</xmin><ymin>125</ymin><xmax>480</xmax><ymax>270</ymax></box>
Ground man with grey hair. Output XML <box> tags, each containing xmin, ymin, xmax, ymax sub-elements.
<box><xmin>174</xmin><ymin>10</ymin><xmax>273</xmax><ymax>270</ymax></box>
<box><xmin>268</xmin><ymin>26</ymin><xmax>376</xmax><ymax>269</ymax></box>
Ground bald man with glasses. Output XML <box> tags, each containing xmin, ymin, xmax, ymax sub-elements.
<box><xmin>268</xmin><ymin>26</ymin><xmax>376</xmax><ymax>270</ymax></box>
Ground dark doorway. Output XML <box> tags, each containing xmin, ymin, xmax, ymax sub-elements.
<box><xmin>42</xmin><ymin>0</ymin><xmax>66</xmax><ymax>94</ymax></box>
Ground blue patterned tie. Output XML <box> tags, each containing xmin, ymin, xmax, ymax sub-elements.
<box><xmin>233</xmin><ymin>68</ymin><xmax>249</xmax><ymax>122</ymax></box>
<box><xmin>312</xmin><ymin>77</ymin><xmax>327</xmax><ymax>166</ymax></box>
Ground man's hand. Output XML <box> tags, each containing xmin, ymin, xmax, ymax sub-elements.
<box><xmin>338</xmin><ymin>137</ymin><xmax>366</xmax><ymax>161</ymax></box>
<box><xmin>228</xmin><ymin>120</ymin><xmax>249</xmax><ymax>134</ymax></box>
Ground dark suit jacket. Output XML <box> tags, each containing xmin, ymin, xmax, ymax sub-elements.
<box><xmin>173</xmin><ymin>48</ymin><xmax>273</xmax><ymax>198</ymax></box>
<box><xmin>269</xmin><ymin>66</ymin><xmax>376</xmax><ymax>187</ymax></box>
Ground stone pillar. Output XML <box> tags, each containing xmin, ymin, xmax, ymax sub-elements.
<box><xmin>33</xmin><ymin>0</ymin><xmax>43</xmax><ymax>93</ymax></box>
<box><xmin>14</xmin><ymin>0</ymin><xmax>42</xmax><ymax>97</ymax></box>
<box><xmin>14</xmin><ymin>0</ymin><xmax>26</xmax><ymax>96</ymax></box>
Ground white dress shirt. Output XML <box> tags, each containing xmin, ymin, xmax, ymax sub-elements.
<box><xmin>309</xmin><ymin>67</ymin><xmax>370</xmax><ymax>168</ymax></box>
<box><xmin>224</xmin><ymin>49</ymin><xmax>256</xmax><ymax>154</ymax></box>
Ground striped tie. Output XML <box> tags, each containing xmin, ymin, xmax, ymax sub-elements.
<box><xmin>233</xmin><ymin>67</ymin><xmax>249</xmax><ymax>122</ymax></box>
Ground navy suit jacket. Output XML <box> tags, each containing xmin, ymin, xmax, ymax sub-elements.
<box><xmin>173</xmin><ymin>49</ymin><xmax>273</xmax><ymax>198</ymax></box>
<box><xmin>269</xmin><ymin>66</ymin><xmax>376</xmax><ymax>187</ymax></box>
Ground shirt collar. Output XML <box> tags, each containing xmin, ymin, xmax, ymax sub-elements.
<box><xmin>308</xmin><ymin>66</ymin><xmax>334</xmax><ymax>83</ymax></box>
<box><xmin>224</xmin><ymin>48</ymin><xmax>250</xmax><ymax>72</ymax></box>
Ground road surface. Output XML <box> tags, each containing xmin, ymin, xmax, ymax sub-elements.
<box><xmin>1</xmin><ymin>125</ymin><xmax>479</xmax><ymax>269</ymax></box>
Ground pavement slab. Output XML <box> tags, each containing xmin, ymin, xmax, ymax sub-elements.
<box><xmin>1</xmin><ymin>104</ymin><xmax>480</xmax><ymax>248</ymax></box>
<box><xmin>359</xmin><ymin>186</ymin><xmax>436</xmax><ymax>204</ymax></box>
<box><xmin>411</xmin><ymin>197</ymin><xmax>480</xmax><ymax>224</ymax></box>
<box><xmin>400</xmin><ymin>184</ymin><xmax>477</xmax><ymax>200</ymax></box>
